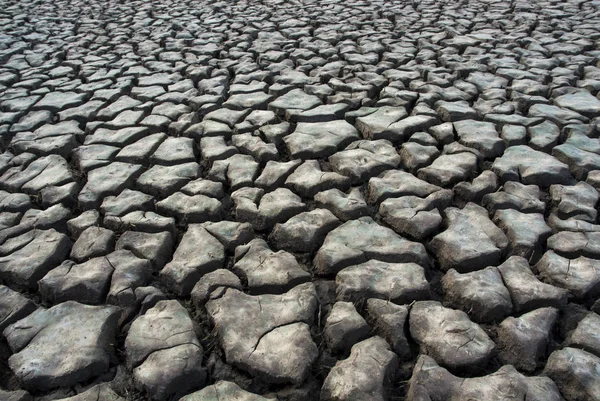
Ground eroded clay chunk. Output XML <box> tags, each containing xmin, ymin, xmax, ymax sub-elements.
<box><xmin>409</xmin><ymin>301</ymin><xmax>495</xmax><ymax>370</ymax></box>
<box><xmin>535</xmin><ymin>251</ymin><xmax>600</xmax><ymax>300</ymax></box>
<box><xmin>492</xmin><ymin>145</ymin><xmax>574</xmax><ymax>186</ymax></box>
<box><xmin>323</xmin><ymin>301</ymin><xmax>370</xmax><ymax>354</ymax></box>
<box><xmin>329</xmin><ymin>139</ymin><xmax>401</xmax><ymax>184</ymax></box>
<box><xmin>430</xmin><ymin>203</ymin><xmax>508</xmax><ymax>272</ymax></box>
<box><xmin>407</xmin><ymin>355</ymin><xmax>563</xmax><ymax>401</ymax></box>
<box><xmin>366</xmin><ymin>299</ymin><xmax>411</xmax><ymax>359</ymax></box>
<box><xmin>232</xmin><ymin>238</ymin><xmax>310</xmax><ymax>294</ymax></box>
<box><xmin>269</xmin><ymin>208</ymin><xmax>340</xmax><ymax>253</ymax></box>
<box><xmin>180</xmin><ymin>381</ymin><xmax>270</xmax><ymax>401</ymax></box>
<box><xmin>565</xmin><ymin>312</ymin><xmax>600</xmax><ymax>358</ymax></box>
<box><xmin>125</xmin><ymin>300</ymin><xmax>206</xmax><ymax>400</ymax></box>
<box><xmin>56</xmin><ymin>383</ymin><xmax>125</xmax><ymax>401</ymax></box>
<box><xmin>206</xmin><ymin>283</ymin><xmax>318</xmax><ymax>384</ymax></box>
<box><xmin>442</xmin><ymin>267</ymin><xmax>512</xmax><ymax>323</ymax></box>
<box><xmin>0</xmin><ymin>285</ymin><xmax>36</xmax><ymax>331</ymax></box>
<box><xmin>78</xmin><ymin>162</ymin><xmax>143</xmax><ymax>209</ymax></box>
<box><xmin>314</xmin><ymin>217</ymin><xmax>429</xmax><ymax>275</ymax></box>
<box><xmin>496</xmin><ymin>307</ymin><xmax>558</xmax><ymax>372</ymax></box>
<box><xmin>497</xmin><ymin>256</ymin><xmax>568</xmax><ymax>313</ymax></box>
<box><xmin>544</xmin><ymin>347</ymin><xmax>600</xmax><ymax>401</ymax></box>
<box><xmin>160</xmin><ymin>225</ymin><xmax>224</xmax><ymax>296</ymax></box>
<box><xmin>336</xmin><ymin>259</ymin><xmax>430</xmax><ymax>304</ymax></box>
<box><xmin>0</xmin><ymin>229</ymin><xmax>71</xmax><ymax>290</ymax></box>
<box><xmin>321</xmin><ymin>336</ymin><xmax>398</xmax><ymax>401</ymax></box>
<box><xmin>4</xmin><ymin>301</ymin><xmax>120</xmax><ymax>391</ymax></box>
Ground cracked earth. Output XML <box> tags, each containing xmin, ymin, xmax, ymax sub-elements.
<box><xmin>1</xmin><ymin>0</ymin><xmax>600</xmax><ymax>400</ymax></box>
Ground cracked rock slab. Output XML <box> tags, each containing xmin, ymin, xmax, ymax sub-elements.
<box><xmin>116</xmin><ymin>231</ymin><xmax>173</xmax><ymax>271</ymax></box>
<box><xmin>336</xmin><ymin>259</ymin><xmax>429</xmax><ymax>304</ymax></box>
<box><xmin>105</xmin><ymin>250</ymin><xmax>153</xmax><ymax>307</ymax></box>
<box><xmin>553</xmin><ymin>142</ymin><xmax>600</xmax><ymax>181</ymax></box>
<box><xmin>0</xmin><ymin>204</ymin><xmax>71</xmax><ymax>243</ymax></box>
<box><xmin>79</xmin><ymin>162</ymin><xmax>143</xmax><ymax>209</ymax></box>
<box><xmin>399</xmin><ymin>142</ymin><xmax>440</xmax><ymax>173</ymax></box>
<box><xmin>544</xmin><ymin>347</ymin><xmax>600</xmax><ymax>401</ymax></box>
<box><xmin>497</xmin><ymin>256</ymin><xmax>568</xmax><ymax>313</ymax></box>
<box><xmin>232</xmin><ymin>238</ymin><xmax>310</xmax><ymax>294</ymax></box>
<box><xmin>0</xmin><ymin>228</ymin><xmax>71</xmax><ymax>290</ymax></box>
<box><xmin>202</xmin><ymin>220</ymin><xmax>254</xmax><ymax>251</ymax></box>
<box><xmin>11</xmin><ymin>121</ymin><xmax>82</xmax><ymax>158</ymax></box>
<box><xmin>442</xmin><ymin>267</ymin><xmax>512</xmax><ymax>323</ymax></box>
<box><xmin>565</xmin><ymin>312</ymin><xmax>600</xmax><ymax>358</ymax></box>
<box><xmin>417</xmin><ymin>149</ymin><xmax>478</xmax><ymax>187</ymax></box>
<box><xmin>255</xmin><ymin>159</ymin><xmax>302</xmax><ymax>190</ymax></box>
<box><xmin>409</xmin><ymin>301</ymin><xmax>495</xmax><ymax>371</ymax></box>
<box><xmin>268</xmin><ymin>88</ymin><xmax>321</xmax><ymax>116</ymax></box>
<box><xmin>0</xmin><ymin>389</ymin><xmax>31</xmax><ymax>401</ymax></box>
<box><xmin>125</xmin><ymin>300</ymin><xmax>205</xmax><ymax>401</ymax></box>
<box><xmin>453</xmin><ymin>170</ymin><xmax>499</xmax><ymax>202</ymax></box>
<box><xmin>535</xmin><ymin>251</ymin><xmax>600</xmax><ymax>300</ymax></box>
<box><xmin>314</xmin><ymin>188</ymin><xmax>368</xmax><ymax>221</ymax></box>
<box><xmin>355</xmin><ymin>106</ymin><xmax>408</xmax><ymax>140</ymax></box>
<box><xmin>314</xmin><ymin>216</ymin><xmax>429</xmax><ymax>276</ymax></box>
<box><xmin>329</xmin><ymin>139</ymin><xmax>401</xmax><ymax>184</ymax></box>
<box><xmin>528</xmin><ymin>120</ymin><xmax>560</xmax><ymax>153</ymax></box>
<box><xmin>0</xmin><ymin>154</ymin><xmax>73</xmax><ymax>194</ymax></box>
<box><xmin>116</xmin><ymin>133</ymin><xmax>167</xmax><ymax>164</ymax></box>
<box><xmin>4</xmin><ymin>301</ymin><xmax>120</xmax><ymax>391</ymax></box>
<box><xmin>385</xmin><ymin>115</ymin><xmax>439</xmax><ymax>143</ymax></box>
<box><xmin>39</xmin><ymin>258</ymin><xmax>112</xmax><ymax>305</ymax></box>
<box><xmin>454</xmin><ymin>119</ymin><xmax>504</xmax><ymax>159</ymax></box>
<box><xmin>208</xmin><ymin>154</ymin><xmax>260</xmax><ymax>190</ymax></box>
<box><xmin>379</xmin><ymin>189</ymin><xmax>452</xmax><ymax>240</ymax></box>
<box><xmin>69</xmin><ymin>226</ymin><xmax>115</xmax><ymax>262</ymax></box>
<box><xmin>160</xmin><ymin>225</ymin><xmax>224</xmax><ymax>296</ymax></box>
<box><xmin>233</xmin><ymin>187</ymin><xmax>306</xmax><ymax>232</ymax></box>
<box><xmin>493</xmin><ymin>209</ymin><xmax>552</xmax><ymax>261</ymax></box>
<box><xmin>430</xmin><ymin>202</ymin><xmax>508</xmax><ymax>272</ymax></box>
<box><xmin>56</xmin><ymin>383</ymin><xmax>124</xmax><ymax>401</ymax></box>
<box><xmin>180</xmin><ymin>381</ymin><xmax>270</xmax><ymax>401</ymax></box>
<box><xmin>548</xmin><ymin>231</ymin><xmax>600</xmax><ymax>259</ymax></box>
<box><xmin>156</xmin><ymin>192</ymin><xmax>223</xmax><ymax>224</ymax></box>
<box><xmin>104</xmin><ymin>211</ymin><xmax>175</xmax><ymax>234</ymax></box>
<box><xmin>101</xmin><ymin>189</ymin><xmax>154</xmax><ymax>217</ymax></box>
<box><xmin>323</xmin><ymin>301</ymin><xmax>370</xmax><ymax>354</ymax></box>
<box><xmin>496</xmin><ymin>307</ymin><xmax>558</xmax><ymax>372</ymax></box>
<box><xmin>366</xmin><ymin>299</ymin><xmax>411</xmax><ymax>360</ymax></box>
<box><xmin>72</xmin><ymin>145</ymin><xmax>120</xmax><ymax>173</ymax></box>
<box><xmin>41</xmin><ymin>249</ymin><xmax>151</xmax><ymax>307</ymax></box>
<box><xmin>0</xmin><ymin>285</ymin><xmax>36</xmax><ymax>332</ymax></box>
<box><xmin>232</xmin><ymin>133</ymin><xmax>277</xmax><ymax>162</ymax></box>
<box><xmin>190</xmin><ymin>269</ymin><xmax>242</xmax><ymax>308</ymax></box>
<box><xmin>283</xmin><ymin>120</ymin><xmax>360</xmax><ymax>159</ymax></box>
<box><xmin>368</xmin><ymin>170</ymin><xmax>443</xmax><ymax>204</ymax></box>
<box><xmin>285</xmin><ymin>160</ymin><xmax>351</xmax><ymax>198</ymax></box>
<box><xmin>554</xmin><ymin>90</ymin><xmax>600</xmax><ymax>118</ymax></box>
<box><xmin>136</xmin><ymin>162</ymin><xmax>200</xmax><ymax>198</ymax></box>
<box><xmin>407</xmin><ymin>355</ymin><xmax>563</xmax><ymax>401</ymax></box>
<box><xmin>269</xmin><ymin>208</ymin><xmax>340</xmax><ymax>253</ymax></box>
<box><xmin>550</xmin><ymin>181</ymin><xmax>599</xmax><ymax>223</ymax></box>
<box><xmin>320</xmin><ymin>336</ymin><xmax>398</xmax><ymax>401</ymax></box>
<box><xmin>492</xmin><ymin>145</ymin><xmax>574</xmax><ymax>186</ymax></box>
<box><xmin>206</xmin><ymin>283</ymin><xmax>318</xmax><ymax>384</ymax></box>
<box><xmin>482</xmin><ymin>181</ymin><xmax>546</xmax><ymax>214</ymax></box>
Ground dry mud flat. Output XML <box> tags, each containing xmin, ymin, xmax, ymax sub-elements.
<box><xmin>1</xmin><ymin>0</ymin><xmax>600</xmax><ymax>400</ymax></box>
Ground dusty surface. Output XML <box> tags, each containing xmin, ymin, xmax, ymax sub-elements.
<box><xmin>1</xmin><ymin>0</ymin><xmax>600</xmax><ymax>400</ymax></box>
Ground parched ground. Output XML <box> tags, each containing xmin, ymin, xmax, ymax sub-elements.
<box><xmin>1</xmin><ymin>0</ymin><xmax>600</xmax><ymax>400</ymax></box>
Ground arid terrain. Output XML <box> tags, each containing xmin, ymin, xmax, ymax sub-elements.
<box><xmin>1</xmin><ymin>0</ymin><xmax>600</xmax><ymax>400</ymax></box>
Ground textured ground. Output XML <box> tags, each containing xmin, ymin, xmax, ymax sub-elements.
<box><xmin>1</xmin><ymin>0</ymin><xmax>600</xmax><ymax>400</ymax></box>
